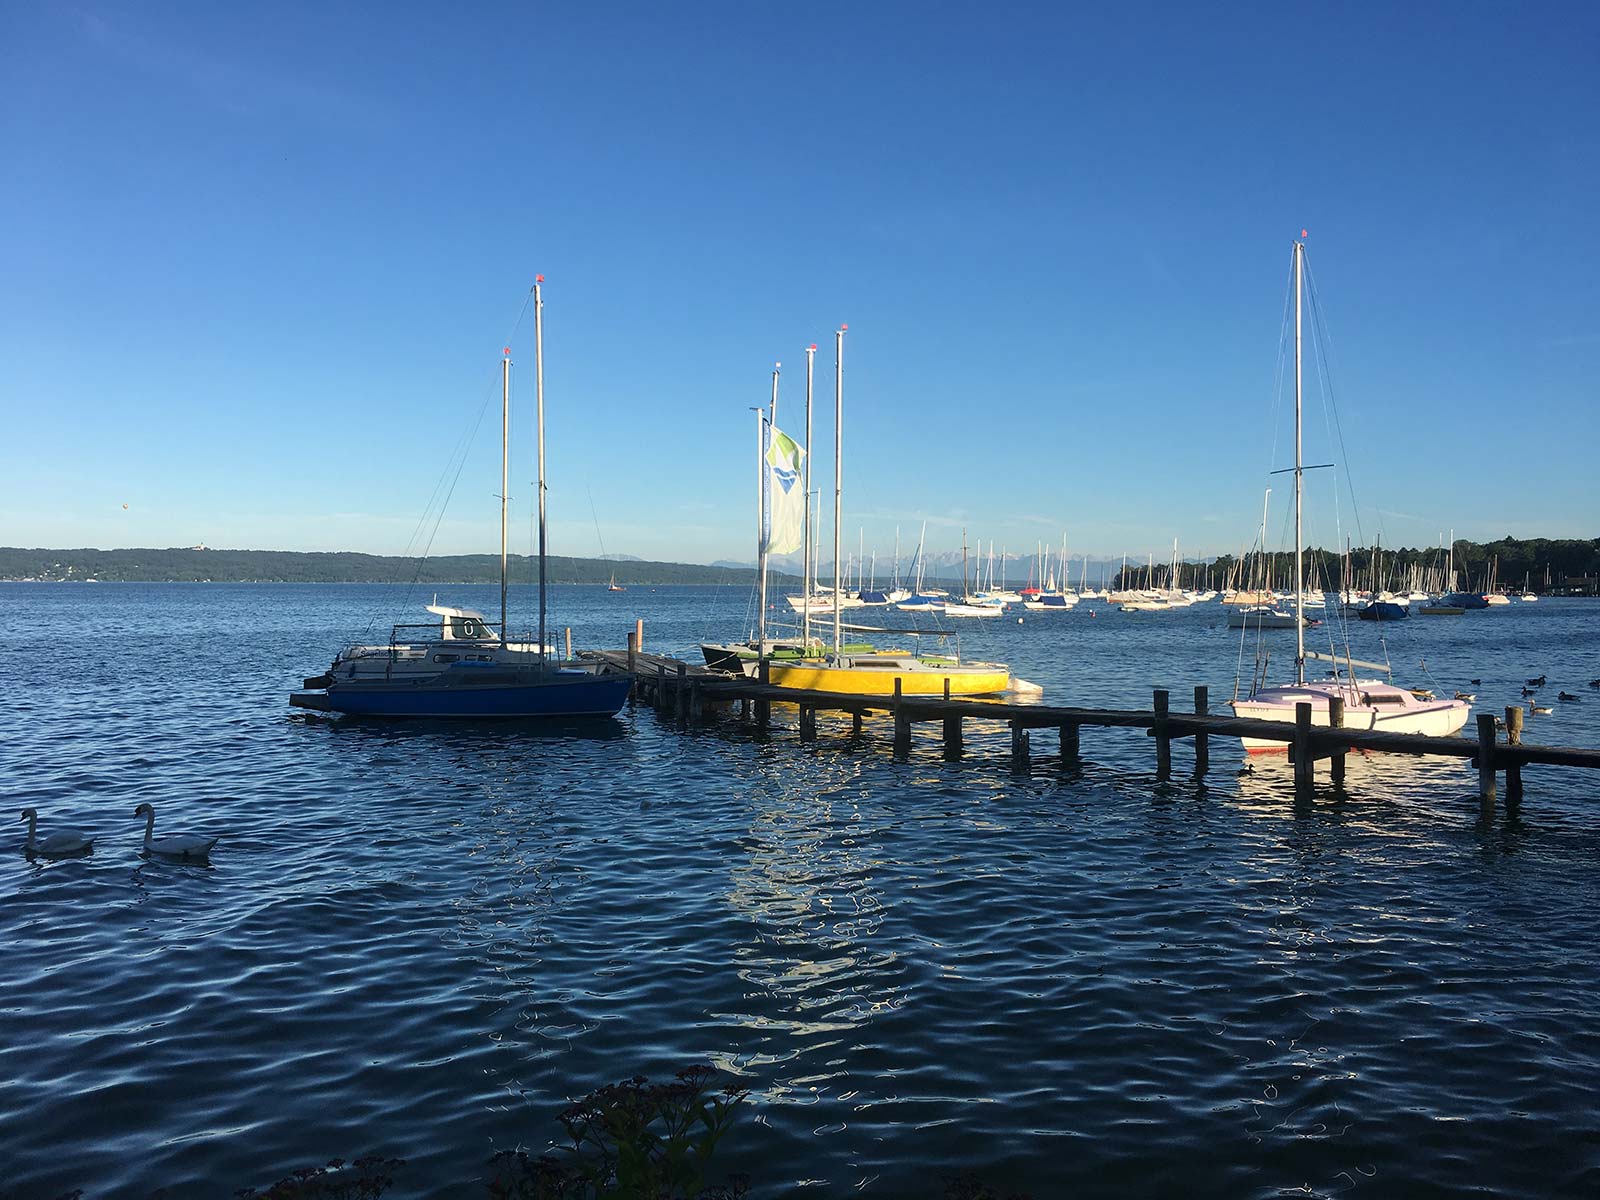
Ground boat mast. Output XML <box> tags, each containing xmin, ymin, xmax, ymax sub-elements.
<box><xmin>534</xmin><ymin>275</ymin><xmax>549</xmax><ymax>664</ymax></box>
<box><xmin>758</xmin><ymin>363</ymin><xmax>779</xmax><ymax>655</ymax></box>
<box><xmin>803</xmin><ymin>344</ymin><xmax>815</xmax><ymax>645</ymax></box>
<box><xmin>1293</xmin><ymin>238</ymin><xmax>1305</xmax><ymax>684</ymax></box>
<box><xmin>833</xmin><ymin>325</ymin><xmax>845</xmax><ymax>654</ymax></box>
<box><xmin>500</xmin><ymin>347</ymin><xmax>510</xmax><ymax>648</ymax></box>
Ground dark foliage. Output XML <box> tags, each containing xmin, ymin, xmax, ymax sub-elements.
<box><xmin>233</xmin><ymin>1156</ymin><xmax>404</xmax><ymax>1199</ymax></box>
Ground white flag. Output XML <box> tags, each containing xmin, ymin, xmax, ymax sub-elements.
<box><xmin>763</xmin><ymin>424</ymin><xmax>806</xmax><ymax>555</ymax></box>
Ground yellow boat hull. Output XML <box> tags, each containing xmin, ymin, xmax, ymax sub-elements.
<box><xmin>766</xmin><ymin>658</ymin><xmax>1011</xmax><ymax>696</ymax></box>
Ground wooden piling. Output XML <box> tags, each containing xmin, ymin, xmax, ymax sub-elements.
<box><xmin>892</xmin><ymin>678</ymin><xmax>911</xmax><ymax>759</ymax></box>
<box><xmin>1328</xmin><ymin>695</ymin><xmax>1346</xmax><ymax>789</ymax></box>
<box><xmin>1505</xmin><ymin>706</ymin><xmax>1524</xmax><ymax>809</ymax></box>
<box><xmin>625</xmin><ymin>629</ymin><xmax>639</xmax><ymax>701</ymax></box>
<box><xmin>1293</xmin><ymin>702</ymin><xmax>1314</xmax><ymax>799</ymax></box>
<box><xmin>851</xmin><ymin>712</ymin><xmax>864</xmax><ymax>736</ymax></box>
<box><xmin>689</xmin><ymin>681</ymin><xmax>703</xmax><ymax>724</ymax></box>
<box><xmin>1477</xmin><ymin>712</ymin><xmax>1497</xmax><ymax>815</ymax></box>
<box><xmin>755</xmin><ymin>658</ymin><xmax>770</xmax><ymax>732</ymax></box>
<box><xmin>799</xmin><ymin>705</ymin><xmax>817</xmax><ymax>742</ymax></box>
<box><xmin>1193</xmin><ymin>686</ymin><xmax>1209</xmax><ymax>777</ymax></box>
<box><xmin>1011</xmin><ymin>721</ymin><xmax>1031</xmax><ymax>773</ymax></box>
<box><xmin>676</xmin><ymin>662</ymin><xmax>688</xmax><ymax>728</ymax></box>
<box><xmin>656</xmin><ymin>663</ymin><xmax>667</xmax><ymax>711</ymax></box>
<box><xmin>564</xmin><ymin>626</ymin><xmax>573</xmax><ymax>660</ymax></box>
<box><xmin>1059</xmin><ymin>722</ymin><xmax>1080</xmax><ymax>770</ymax></box>
<box><xmin>943</xmin><ymin>713</ymin><xmax>963</xmax><ymax>759</ymax></box>
<box><xmin>1154</xmin><ymin>689</ymin><xmax>1171</xmax><ymax>780</ymax></box>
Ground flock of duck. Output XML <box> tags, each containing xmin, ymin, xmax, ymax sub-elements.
<box><xmin>19</xmin><ymin>803</ymin><xmax>218</xmax><ymax>862</ymax></box>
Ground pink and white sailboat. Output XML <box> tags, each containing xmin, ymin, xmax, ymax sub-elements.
<box><xmin>1229</xmin><ymin>238</ymin><xmax>1471</xmax><ymax>750</ymax></box>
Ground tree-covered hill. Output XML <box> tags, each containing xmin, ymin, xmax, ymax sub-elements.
<box><xmin>0</xmin><ymin>547</ymin><xmax>801</xmax><ymax>586</ymax></box>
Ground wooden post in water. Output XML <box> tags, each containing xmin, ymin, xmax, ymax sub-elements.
<box><xmin>943</xmin><ymin>713</ymin><xmax>963</xmax><ymax>759</ymax></box>
<box><xmin>625</xmin><ymin>628</ymin><xmax>639</xmax><ymax>703</ymax></box>
<box><xmin>1477</xmin><ymin>712</ymin><xmax>1497</xmax><ymax>816</ymax></box>
<box><xmin>1154</xmin><ymin>689</ymin><xmax>1171</xmax><ymax>780</ymax></box>
<box><xmin>1011</xmin><ymin>721</ymin><xmax>1030</xmax><ymax>773</ymax></box>
<box><xmin>1293</xmin><ymin>701</ymin><xmax>1314</xmax><ymax>799</ymax></box>
<box><xmin>799</xmin><ymin>705</ymin><xmax>817</xmax><ymax>742</ymax></box>
<box><xmin>851</xmin><ymin>711</ymin><xmax>864</xmax><ymax>736</ymax></box>
<box><xmin>1059</xmin><ymin>722</ymin><xmax>1080</xmax><ymax>770</ymax></box>
<box><xmin>1505</xmin><ymin>705</ymin><xmax>1524</xmax><ymax>808</ymax></box>
<box><xmin>676</xmin><ymin>662</ymin><xmax>688</xmax><ymax>729</ymax></box>
<box><xmin>564</xmin><ymin>626</ymin><xmax>573</xmax><ymax>660</ymax></box>
<box><xmin>689</xmin><ymin>680</ymin><xmax>703</xmax><ymax>724</ymax></box>
<box><xmin>756</xmin><ymin>657</ymin><xmax>771</xmax><ymax>733</ymax></box>
<box><xmin>892</xmin><ymin>677</ymin><xmax>911</xmax><ymax>759</ymax></box>
<box><xmin>1193</xmin><ymin>685</ymin><xmax>1209</xmax><ymax>777</ymax></box>
<box><xmin>1328</xmin><ymin>695</ymin><xmax>1346</xmax><ymax>790</ymax></box>
<box><xmin>634</xmin><ymin>619</ymin><xmax>643</xmax><ymax>655</ymax></box>
<box><xmin>656</xmin><ymin>663</ymin><xmax>666</xmax><ymax>711</ymax></box>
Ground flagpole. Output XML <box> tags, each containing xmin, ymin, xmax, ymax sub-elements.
<box><xmin>755</xmin><ymin>403</ymin><xmax>767</xmax><ymax>659</ymax></box>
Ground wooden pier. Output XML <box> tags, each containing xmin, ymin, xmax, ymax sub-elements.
<box><xmin>584</xmin><ymin>642</ymin><xmax>1600</xmax><ymax>819</ymax></box>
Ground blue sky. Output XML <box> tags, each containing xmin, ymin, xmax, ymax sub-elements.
<box><xmin>2</xmin><ymin>2</ymin><xmax>1596</xmax><ymax>565</ymax></box>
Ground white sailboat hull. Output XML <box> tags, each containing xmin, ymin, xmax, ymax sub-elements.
<box><xmin>1231</xmin><ymin>681</ymin><xmax>1472</xmax><ymax>751</ymax></box>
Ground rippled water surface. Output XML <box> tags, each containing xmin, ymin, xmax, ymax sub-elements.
<box><xmin>3</xmin><ymin>584</ymin><xmax>1599</xmax><ymax>1197</ymax></box>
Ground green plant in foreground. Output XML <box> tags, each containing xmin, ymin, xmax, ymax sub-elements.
<box><xmin>233</xmin><ymin>1155</ymin><xmax>406</xmax><ymax>1200</ymax></box>
<box><xmin>488</xmin><ymin>1066</ymin><xmax>750</xmax><ymax>1199</ymax></box>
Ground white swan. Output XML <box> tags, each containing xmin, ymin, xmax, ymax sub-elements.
<box><xmin>134</xmin><ymin>803</ymin><xmax>218</xmax><ymax>861</ymax></box>
<box><xmin>20</xmin><ymin>808</ymin><xmax>95</xmax><ymax>858</ymax></box>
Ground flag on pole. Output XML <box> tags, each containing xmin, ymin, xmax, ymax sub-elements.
<box><xmin>762</xmin><ymin>424</ymin><xmax>806</xmax><ymax>555</ymax></box>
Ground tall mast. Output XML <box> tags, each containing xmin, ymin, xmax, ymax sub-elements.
<box><xmin>758</xmin><ymin>362</ymin><xmax>779</xmax><ymax>655</ymax></box>
<box><xmin>1293</xmin><ymin>239</ymin><xmax>1305</xmax><ymax>683</ymax></box>
<box><xmin>534</xmin><ymin>276</ymin><xmax>548</xmax><ymax>664</ymax></box>
<box><xmin>500</xmin><ymin>348</ymin><xmax>510</xmax><ymax>647</ymax></box>
<box><xmin>803</xmin><ymin>344</ymin><xmax>815</xmax><ymax>645</ymax></box>
<box><xmin>832</xmin><ymin>325</ymin><xmax>845</xmax><ymax>653</ymax></box>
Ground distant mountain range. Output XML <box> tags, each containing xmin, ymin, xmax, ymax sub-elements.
<box><xmin>0</xmin><ymin>547</ymin><xmax>799</xmax><ymax>586</ymax></box>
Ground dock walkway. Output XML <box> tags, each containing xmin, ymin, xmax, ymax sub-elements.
<box><xmin>584</xmin><ymin>648</ymin><xmax>1600</xmax><ymax>817</ymax></box>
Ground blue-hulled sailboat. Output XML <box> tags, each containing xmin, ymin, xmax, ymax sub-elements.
<box><xmin>291</xmin><ymin>279</ymin><xmax>630</xmax><ymax>719</ymax></box>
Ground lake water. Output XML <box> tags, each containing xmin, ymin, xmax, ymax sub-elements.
<box><xmin>3</xmin><ymin>583</ymin><xmax>1598</xmax><ymax>1197</ymax></box>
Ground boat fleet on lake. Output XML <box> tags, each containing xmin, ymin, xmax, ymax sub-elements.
<box><xmin>286</xmin><ymin>244</ymin><xmax>1551</xmax><ymax>740</ymax></box>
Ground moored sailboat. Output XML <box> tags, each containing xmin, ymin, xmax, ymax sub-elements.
<box><xmin>1229</xmin><ymin>238</ymin><xmax>1469</xmax><ymax>748</ymax></box>
<box><xmin>291</xmin><ymin>280</ymin><xmax>630</xmax><ymax>719</ymax></box>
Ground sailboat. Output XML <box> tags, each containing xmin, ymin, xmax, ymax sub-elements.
<box><xmin>1229</xmin><ymin>239</ymin><xmax>1470</xmax><ymax>748</ymax></box>
<box><xmin>291</xmin><ymin>280</ymin><xmax>631</xmax><ymax>719</ymax></box>
<box><xmin>760</xmin><ymin>328</ymin><xmax>1011</xmax><ymax>696</ymax></box>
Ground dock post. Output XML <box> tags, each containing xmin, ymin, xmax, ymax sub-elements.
<box><xmin>799</xmin><ymin>705</ymin><xmax>817</xmax><ymax>742</ymax></box>
<box><xmin>565</xmin><ymin>626</ymin><xmax>573</xmax><ymax>660</ymax></box>
<box><xmin>851</xmin><ymin>711</ymin><xmax>864</xmax><ymax>736</ymax></box>
<box><xmin>626</xmin><ymin>629</ymin><xmax>639</xmax><ymax>702</ymax></box>
<box><xmin>1059</xmin><ymin>723</ymin><xmax>1080</xmax><ymax>770</ymax></box>
<box><xmin>634</xmin><ymin>618</ymin><xmax>643</xmax><ymax>655</ymax></box>
<box><xmin>756</xmin><ymin>658</ymin><xmax>771</xmax><ymax>733</ymax></box>
<box><xmin>1505</xmin><ymin>705</ymin><xmax>1523</xmax><ymax>809</ymax></box>
<box><xmin>1154</xmin><ymin>689</ymin><xmax>1171</xmax><ymax>780</ymax></box>
<box><xmin>943</xmin><ymin>713</ymin><xmax>963</xmax><ymax>759</ymax></box>
<box><xmin>1011</xmin><ymin>721</ymin><xmax>1031</xmax><ymax>773</ymax></box>
<box><xmin>1328</xmin><ymin>695</ymin><xmax>1346</xmax><ymax>790</ymax></box>
<box><xmin>689</xmin><ymin>680</ymin><xmax>703</xmax><ymax>724</ymax></box>
<box><xmin>1477</xmin><ymin>712</ymin><xmax>1497</xmax><ymax>816</ymax></box>
<box><xmin>676</xmin><ymin>663</ymin><xmax>688</xmax><ymax>729</ymax></box>
<box><xmin>656</xmin><ymin>663</ymin><xmax>666</xmax><ymax>711</ymax></box>
<box><xmin>1193</xmin><ymin>685</ymin><xmax>1209</xmax><ymax>777</ymax></box>
<box><xmin>892</xmin><ymin>678</ymin><xmax>911</xmax><ymax>760</ymax></box>
<box><xmin>1293</xmin><ymin>702</ymin><xmax>1314</xmax><ymax>799</ymax></box>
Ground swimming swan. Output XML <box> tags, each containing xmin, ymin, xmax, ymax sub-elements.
<box><xmin>134</xmin><ymin>803</ymin><xmax>218</xmax><ymax>861</ymax></box>
<box><xmin>20</xmin><ymin>808</ymin><xmax>95</xmax><ymax>857</ymax></box>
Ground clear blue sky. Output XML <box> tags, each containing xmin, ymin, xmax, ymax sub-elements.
<box><xmin>3</xmin><ymin>2</ymin><xmax>1596</xmax><ymax>565</ymax></box>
